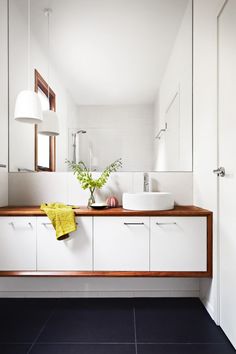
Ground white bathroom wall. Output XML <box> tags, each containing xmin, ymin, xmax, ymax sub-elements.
<box><xmin>9</xmin><ymin>0</ymin><xmax>78</xmax><ymax>172</ymax></box>
<box><xmin>0</xmin><ymin>0</ymin><xmax>8</xmax><ymax>207</ymax></box>
<box><xmin>154</xmin><ymin>0</ymin><xmax>192</xmax><ymax>172</ymax></box>
<box><xmin>8</xmin><ymin>172</ymin><xmax>193</xmax><ymax>206</ymax></box>
<box><xmin>0</xmin><ymin>277</ymin><xmax>199</xmax><ymax>298</ymax></box>
<box><xmin>193</xmin><ymin>0</ymin><xmax>225</xmax><ymax>323</ymax></box>
<box><xmin>68</xmin><ymin>104</ymin><xmax>154</xmax><ymax>171</ymax></box>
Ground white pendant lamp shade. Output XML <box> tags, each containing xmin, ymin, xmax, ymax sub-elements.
<box><xmin>14</xmin><ymin>0</ymin><xmax>43</xmax><ymax>124</ymax></box>
<box><xmin>14</xmin><ymin>90</ymin><xmax>43</xmax><ymax>124</ymax></box>
<box><xmin>38</xmin><ymin>110</ymin><xmax>59</xmax><ymax>136</ymax></box>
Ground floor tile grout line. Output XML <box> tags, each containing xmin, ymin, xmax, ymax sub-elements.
<box><xmin>0</xmin><ymin>341</ymin><xmax>231</xmax><ymax>347</ymax></box>
<box><xmin>136</xmin><ymin>342</ymin><xmax>231</xmax><ymax>345</ymax></box>
<box><xmin>0</xmin><ymin>341</ymin><xmax>228</xmax><ymax>344</ymax></box>
<box><xmin>0</xmin><ymin>342</ymin><xmax>33</xmax><ymax>345</ymax></box>
<box><xmin>133</xmin><ymin>306</ymin><xmax>138</xmax><ymax>354</ymax></box>
<box><xmin>26</xmin><ymin>299</ymin><xmax>59</xmax><ymax>354</ymax></box>
<box><xmin>32</xmin><ymin>342</ymin><xmax>136</xmax><ymax>345</ymax></box>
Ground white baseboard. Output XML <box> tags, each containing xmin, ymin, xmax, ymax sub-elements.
<box><xmin>200</xmin><ymin>296</ymin><xmax>215</xmax><ymax>321</ymax></box>
<box><xmin>0</xmin><ymin>290</ymin><xmax>199</xmax><ymax>298</ymax></box>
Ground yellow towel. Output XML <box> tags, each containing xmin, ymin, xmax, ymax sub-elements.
<box><xmin>40</xmin><ymin>203</ymin><xmax>77</xmax><ymax>240</ymax></box>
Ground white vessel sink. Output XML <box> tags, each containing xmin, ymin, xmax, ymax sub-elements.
<box><xmin>122</xmin><ymin>192</ymin><xmax>174</xmax><ymax>211</ymax></box>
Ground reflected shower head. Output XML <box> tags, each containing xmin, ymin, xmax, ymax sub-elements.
<box><xmin>77</xmin><ymin>130</ymin><xmax>87</xmax><ymax>134</ymax></box>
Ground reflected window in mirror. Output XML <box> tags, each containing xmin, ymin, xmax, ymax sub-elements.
<box><xmin>34</xmin><ymin>70</ymin><xmax>56</xmax><ymax>172</ymax></box>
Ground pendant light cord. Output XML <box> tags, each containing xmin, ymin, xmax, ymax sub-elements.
<box><xmin>27</xmin><ymin>0</ymin><xmax>31</xmax><ymax>90</ymax></box>
<box><xmin>47</xmin><ymin>9</ymin><xmax>50</xmax><ymax>105</ymax></box>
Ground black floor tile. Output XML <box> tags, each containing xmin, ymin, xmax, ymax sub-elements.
<box><xmin>30</xmin><ymin>343</ymin><xmax>136</xmax><ymax>354</ymax></box>
<box><xmin>0</xmin><ymin>299</ymin><xmax>56</xmax><ymax>343</ymax></box>
<box><xmin>135</xmin><ymin>298</ymin><xmax>228</xmax><ymax>343</ymax></box>
<box><xmin>37</xmin><ymin>298</ymin><xmax>135</xmax><ymax>343</ymax></box>
<box><xmin>0</xmin><ymin>344</ymin><xmax>31</xmax><ymax>354</ymax></box>
<box><xmin>137</xmin><ymin>343</ymin><xmax>236</xmax><ymax>354</ymax></box>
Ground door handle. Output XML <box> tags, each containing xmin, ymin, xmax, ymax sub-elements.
<box><xmin>0</xmin><ymin>164</ymin><xmax>6</xmax><ymax>168</ymax></box>
<box><xmin>124</xmin><ymin>222</ymin><xmax>144</xmax><ymax>226</ymax></box>
<box><xmin>213</xmin><ymin>167</ymin><xmax>225</xmax><ymax>177</ymax></box>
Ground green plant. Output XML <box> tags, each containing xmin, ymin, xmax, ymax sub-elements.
<box><xmin>66</xmin><ymin>158</ymin><xmax>122</xmax><ymax>194</ymax></box>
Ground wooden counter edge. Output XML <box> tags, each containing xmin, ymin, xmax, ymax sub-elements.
<box><xmin>0</xmin><ymin>271</ymin><xmax>212</xmax><ymax>277</ymax></box>
<box><xmin>0</xmin><ymin>205</ymin><xmax>213</xmax><ymax>217</ymax></box>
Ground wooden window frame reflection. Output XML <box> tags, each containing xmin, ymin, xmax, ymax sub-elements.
<box><xmin>34</xmin><ymin>69</ymin><xmax>56</xmax><ymax>172</ymax></box>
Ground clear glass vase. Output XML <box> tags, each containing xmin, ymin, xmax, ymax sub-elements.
<box><xmin>87</xmin><ymin>188</ymin><xmax>95</xmax><ymax>208</ymax></box>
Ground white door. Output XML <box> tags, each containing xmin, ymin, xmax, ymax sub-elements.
<box><xmin>94</xmin><ymin>217</ymin><xmax>149</xmax><ymax>271</ymax></box>
<box><xmin>218</xmin><ymin>0</ymin><xmax>236</xmax><ymax>348</ymax></box>
<box><xmin>0</xmin><ymin>217</ymin><xmax>37</xmax><ymax>270</ymax></box>
<box><xmin>150</xmin><ymin>217</ymin><xmax>207</xmax><ymax>271</ymax></box>
<box><xmin>37</xmin><ymin>217</ymin><xmax>93</xmax><ymax>271</ymax></box>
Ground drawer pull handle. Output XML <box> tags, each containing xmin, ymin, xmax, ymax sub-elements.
<box><xmin>42</xmin><ymin>222</ymin><xmax>79</xmax><ymax>226</ymax></box>
<box><xmin>156</xmin><ymin>222</ymin><xmax>177</xmax><ymax>225</ymax></box>
<box><xmin>124</xmin><ymin>222</ymin><xmax>145</xmax><ymax>225</ymax></box>
<box><xmin>9</xmin><ymin>222</ymin><xmax>33</xmax><ymax>228</ymax></box>
<box><xmin>0</xmin><ymin>164</ymin><xmax>6</xmax><ymax>168</ymax></box>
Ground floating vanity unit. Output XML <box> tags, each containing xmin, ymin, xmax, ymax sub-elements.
<box><xmin>0</xmin><ymin>206</ymin><xmax>212</xmax><ymax>278</ymax></box>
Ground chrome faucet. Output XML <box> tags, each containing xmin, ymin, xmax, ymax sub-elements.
<box><xmin>144</xmin><ymin>173</ymin><xmax>149</xmax><ymax>192</ymax></box>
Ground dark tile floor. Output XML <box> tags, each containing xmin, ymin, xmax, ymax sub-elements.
<box><xmin>0</xmin><ymin>298</ymin><xmax>234</xmax><ymax>354</ymax></box>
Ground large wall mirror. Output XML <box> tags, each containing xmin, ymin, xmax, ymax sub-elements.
<box><xmin>9</xmin><ymin>0</ymin><xmax>193</xmax><ymax>172</ymax></box>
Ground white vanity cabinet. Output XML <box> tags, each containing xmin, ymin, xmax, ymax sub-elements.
<box><xmin>0</xmin><ymin>207</ymin><xmax>212</xmax><ymax>276</ymax></box>
<box><xmin>150</xmin><ymin>217</ymin><xmax>207</xmax><ymax>272</ymax></box>
<box><xmin>37</xmin><ymin>217</ymin><xmax>93</xmax><ymax>271</ymax></box>
<box><xmin>94</xmin><ymin>217</ymin><xmax>149</xmax><ymax>271</ymax></box>
<box><xmin>0</xmin><ymin>217</ymin><xmax>36</xmax><ymax>270</ymax></box>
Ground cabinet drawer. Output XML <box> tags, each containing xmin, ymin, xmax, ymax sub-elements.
<box><xmin>0</xmin><ymin>217</ymin><xmax>36</xmax><ymax>270</ymax></box>
<box><xmin>37</xmin><ymin>217</ymin><xmax>93</xmax><ymax>271</ymax></box>
<box><xmin>150</xmin><ymin>217</ymin><xmax>207</xmax><ymax>271</ymax></box>
<box><xmin>94</xmin><ymin>217</ymin><xmax>149</xmax><ymax>271</ymax></box>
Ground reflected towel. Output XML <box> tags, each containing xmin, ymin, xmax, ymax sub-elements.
<box><xmin>40</xmin><ymin>203</ymin><xmax>77</xmax><ymax>240</ymax></box>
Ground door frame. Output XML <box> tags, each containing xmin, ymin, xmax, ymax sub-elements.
<box><xmin>216</xmin><ymin>0</ymin><xmax>230</xmax><ymax>328</ymax></box>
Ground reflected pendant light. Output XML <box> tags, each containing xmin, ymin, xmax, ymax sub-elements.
<box><xmin>14</xmin><ymin>0</ymin><xmax>42</xmax><ymax>124</ymax></box>
<box><xmin>38</xmin><ymin>8</ymin><xmax>59</xmax><ymax>136</ymax></box>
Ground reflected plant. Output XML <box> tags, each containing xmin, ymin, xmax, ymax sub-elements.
<box><xmin>66</xmin><ymin>158</ymin><xmax>122</xmax><ymax>207</ymax></box>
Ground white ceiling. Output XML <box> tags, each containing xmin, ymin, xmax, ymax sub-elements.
<box><xmin>30</xmin><ymin>0</ymin><xmax>189</xmax><ymax>105</ymax></box>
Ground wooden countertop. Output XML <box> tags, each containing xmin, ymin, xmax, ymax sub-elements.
<box><xmin>0</xmin><ymin>205</ymin><xmax>212</xmax><ymax>217</ymax></box>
